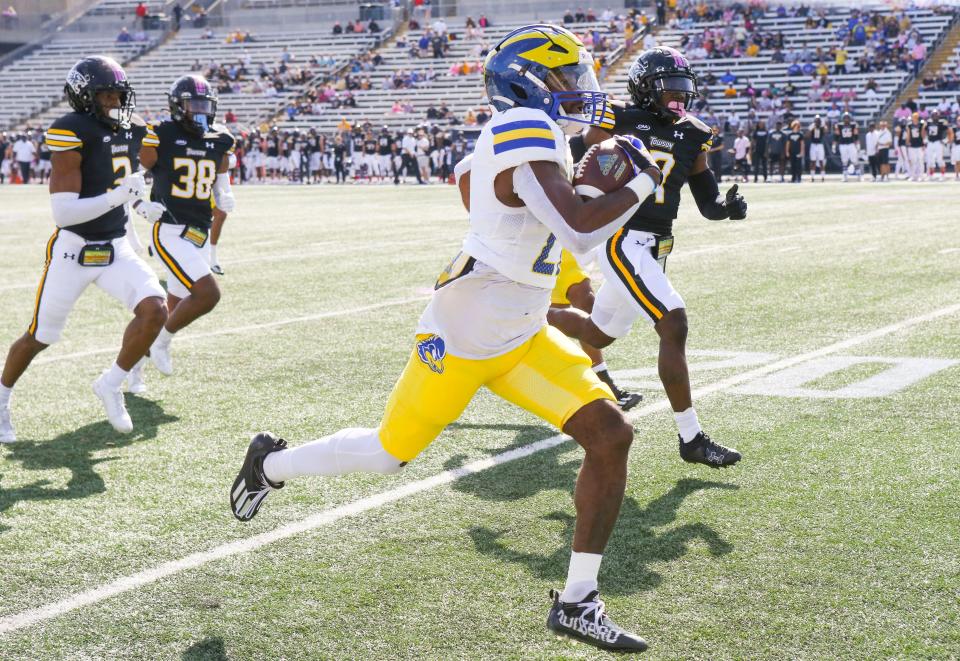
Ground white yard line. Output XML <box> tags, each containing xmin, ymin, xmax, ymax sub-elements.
<box><xmin>938</xmin><ymin>248</ymin><xmax>960</xmax><ymax>254</ymax></box>
<box><xmin>33</xmin><ymin>296</ymin><xmax>431</xmax><ymax>366</ymax></box>
<box><xmin>2</xmin><ymin>300</ymin><xmax>958</xmax><ymax>636</ymax></box>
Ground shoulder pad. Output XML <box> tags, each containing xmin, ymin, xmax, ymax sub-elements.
<box><xmin>484</xmin><ymin>107</ymin><xmax>566</xmax><ymax>170</ymax></box>
<box><xmin>612</xmin><ymin>103</ymin><xmax>651</xmax><ymax>130</ymax></box>
<box><xmin>679</xmin><ymin>113</ymin><xmax>712</xmax><ymax>134</ymax></box>
<box><xmin>46</xmin><ymin>113</ymin><xmax>88</xmax><ymax>152</ymax></box>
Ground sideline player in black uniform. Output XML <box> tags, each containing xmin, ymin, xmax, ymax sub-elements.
<box><xmin>377</xmin><ymin>126</ymin><xmax>395</xmax><ymax>184</ymax></box>
<box><xmin>834</xmin><ymin>112</ymin><xmax>860</xmax><ymax>181</ymax></box>
<box><xmin>0</xmin><ymin>56</ymin><xmax>167</xmax><ymax>442</ymax></box>
<box><xmin>768</xmin><ymin>120</ymin><xmax>786</xmax><ymax>182</ymax></box>
<box><xmin>752</xmin><ymin>119</ymin><xmax>768</xmax><ymax>182</ymax></box>
<box><xmin>137</xmin><ymin>74</ymin><xmax>235</xmax><ymax>377</ymax></box>
<box><xmin>559</xmin><ymin>46</ymin><xmax>747</xmax><ymax>467</ymax></box>
<box><xmin>924</xmin><ymin>109</ymin><xmax>948</xmax><ymax>179</ymax></box>
<box><xmin>807</xmin><ymin>115</ymin><xmax>826</xmax><ymax>182</ymax></box>
<box><xmin>787</xmin><ymin>119</ymin><xmax>804</xmax><ymax>183</ymax></box>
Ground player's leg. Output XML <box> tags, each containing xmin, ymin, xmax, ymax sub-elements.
<box><xmin>210</xmin><ymin>206</ymin><xmax>227</xmax><ymax>275</ymax></box>
<box><xmin>485</xmin><ymin>327</ymin><xmax>647</xmax><ymax>652</ymax></box>
<box><xmin>230</xmin><ymin>334</ymin><xmax>492</xmax><ymax>521</ymax></box>
<box><xmin>148</xmin><ymin>222</ymin><xmax>220</xmax><ymax>375</ymax></box>
<box><xmin>1</xmin><ymin>229</ymin><xmax>98</xmax><ymax>441</ymax></box>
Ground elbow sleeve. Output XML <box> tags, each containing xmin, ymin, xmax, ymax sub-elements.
<box><xmin>688</xmin><ymin>169</ymin><xmax>729</xmax><ymax>220</ymax></box>
<box><xmin>50</xmin><ymin>191</ymin><xmax>125</xmax><ymax>228</ymax></box>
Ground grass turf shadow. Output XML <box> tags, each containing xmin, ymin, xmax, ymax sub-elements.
<box><xmin>182</xmin><ymin>636</ymin><xmax>228</xmax><ymax>661</ymax></box>
<box><xmin>0</xmin><ymin>395</ymin><xmax>178</xmax><ymax>533</ymax></box>
<box><xmin>445</xmin><ymin>422</ymin><xmax>738</xmax><ymax>595</ymax></box>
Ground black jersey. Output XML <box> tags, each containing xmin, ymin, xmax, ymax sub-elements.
<box><xmin>363</xmin><ymin>138</ymin><xmax>377</xmax><ymax>155</ymax></box>
<box><xmin>266</xmin><ymin>139</ymin><xmax>279</xmax><ymax>157</ymax></box>
<box><xmin>752</xmin><ymin>128</ymin><xmax>768</xmax><ymax>153</ymax></box>
<box><xmin>787</xmin><ymin>130</ymin><xmax>804</xmax><ymax>156</ymax></box>
<box><xmin>591</xmin><ymin>104</ymin><xmax>713</xmax><ymax>236</ymax></box>
<box><xmin>837</xmin><ymin>123</ymin><xmax>858</xmax><ymax>145</ymax></box>
<box><xmin>44</xmin><ymin>111</ymin><xmax>147</xmax><ymax>241</ymax></box>
<box><xmin>809</xmin><ymin>125</ymin><xmax>825</xmax><ymax>143</ymax></box>
<box><xmin>148</xmin><ymin>120</ymin><xmax>234</xmax><ymax>229</ymax></box>
<box><xmin>925</xmin><ymin>120</ymin><xmax>946</xmax><ymax>143</ymax></box>
<box><xmin>768</xmin><ymin>129</ymin><xmax>785</xmax><ymax>156</ymax></box>
<box><xmin>350</xmin><ymin>135</ymin><xmax>364</xmax><ymax>155</ymax></box>
<box><xmin>907</xmin><ymin>123</ymin><xmax>924</xmax><ymax>148</ymax></box>
<box><xmin>377</xmin><ymin>134</ymin><xmax>392</xmax><ymax>156</ymax></box>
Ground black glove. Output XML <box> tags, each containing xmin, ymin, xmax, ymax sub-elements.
<box><xmin>725</xmin><ymin>184</ymin><xmax>748</xmax><ymax>220</ymax></box>
<box><xmin>614</xmin><ymin>135</ymin><xmax>660</xmax><ymax>183</ymax></box>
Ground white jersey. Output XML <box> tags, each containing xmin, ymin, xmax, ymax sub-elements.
<box><xmin>462</xmin><ymin>107</ymin><xmax>572</xmax><ymax>289</ymax></box>
<box><xmin>417</xmin><ymin>107</ymin><xmax>573</xmax><ymax>359</ymax></box>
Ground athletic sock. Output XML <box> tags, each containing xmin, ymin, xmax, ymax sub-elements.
<box><xmin>560</xmin><ymin>552</ymin><xmax>603</xmax><ymax>603</ymax></box>
<box><xmin>102</xmin><ymin>362</ymin><xmax>129</xmax><ymax>390</ymax></box>
<box><xmin>0</xmin><ymin>384</ymin><xmax>12</xmax><ymax>407</ymax></box>
<box><xmin>210</xmin><ymin>244</ymin><xmax>218</xmax><ymax>264</ymax></box>
<box><xmin>591</xmin><ymin>361</ymin><xmax>608</xmax><ymax>374</ymax></box>
<box><xmin>156</xmin><ymin>327</ymin><xmax>175</xmax><ymax>347</ymax></box>
<box><xmin>674</xmin><ymin>406</ymin><xmax>703</xmax><ymax>443</ymax></box>
<box><xmin>262</xmin><ymin>427</ymin><xmax>403</xmax><ymax>483</ymax></box>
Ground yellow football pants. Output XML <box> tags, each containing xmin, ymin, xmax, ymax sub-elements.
<box><xmin>379</xmin><ymin>325</ymin><xmax>614</xmax><ymax>462</ymax></box>
<box><xmin>550</xmin><ymin>250</ymin><xmax>590</xmax><ymax>306</ymax></box>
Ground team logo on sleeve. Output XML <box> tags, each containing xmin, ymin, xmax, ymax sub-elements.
<box><xmin>416</xmin><ymin>334</ymin><xmax>447</xmax><ymax>374</ymax></box>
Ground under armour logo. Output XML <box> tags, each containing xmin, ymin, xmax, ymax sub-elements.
<box><xmin>674</xmin><ymin>131</ymin><xmax>684</xmax><ymax>139</ymax></box>
<box><xmin>64</xmin><ymin>252</ymin><xmax>75</xmax><ymax>260</ymax></box>
<box><xmin>206</xmin><ymin>142</ymin><xmax>215</xmax><ymax>149</ymax></box>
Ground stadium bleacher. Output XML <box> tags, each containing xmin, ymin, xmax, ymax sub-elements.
<box><xmin>25</xmin><ymin>26</ymin><xmax>386</xmax><ymax>131</ymax></box>
<box><xmin>275</xmin><ymin>19</ymin><xmax>628</xmax><ymax>133</ymax></box>
<box><xmin>916</xmin><ymin>40</ymin><xmax>960</xmax><ymax>116</ymax></box>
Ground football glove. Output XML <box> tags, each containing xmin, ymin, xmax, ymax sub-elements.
<box><xmin>133</xmin><ymin>199</ymin><xmax>167</xmax><ymax>222</ymax></box>
<box><xmin>614</xmin><ymin>135</ymin><xmax>660</xmax><ymax>184</ymax></box>
<box><xmin>724</xmin><ymin>184</ymin><xmax>748</xmax><ymax>220</ymax></box>
<box><xmin>214</xmin><ymin>191</ymin><xmax>236</xmax><ymax>213</ymax></box>
<box><xmin>107</xmin><ymin>172</ymin><xmax>147</xmax><ymax>206</ymax></box>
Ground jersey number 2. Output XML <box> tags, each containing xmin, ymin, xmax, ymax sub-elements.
<box><xmin>171</xmin><ymin>158</ymin><xmax>217</xmax><ymax>200</ymax></box>
<box><xmin>532</xmin><ymin>234</ymin><xmax>559</xmax><ymax>275</ymax></box>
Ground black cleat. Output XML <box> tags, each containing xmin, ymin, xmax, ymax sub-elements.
<box><xmin>547</xmin><ymin>589</ymin><xmax>648</xmax><ymax>653</ymax></box>
<box><xmin>230</xmin><ymin>432</ymin><xmax>287</xmax><ymax>521</ymax></box>
<box><xmin>678</xmin><ymin>432</ymin><xmax>741</xmax><ymax>468</ymax></box>
<box><xmin>611</xmin><ymin>386</ymin><xmax>643</xmax><ymax>412</ymax></box>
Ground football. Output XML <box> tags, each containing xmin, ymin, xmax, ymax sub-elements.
<box><xmin>572</xmin><ymin>138</ymin><xmax>635</xmax><ymax>199</ymax></box>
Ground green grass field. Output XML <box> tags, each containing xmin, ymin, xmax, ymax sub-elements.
<box><xmin>0</xmin><ymin>181</ymin><xmax>958</xmax><ymax>660</ymax></box>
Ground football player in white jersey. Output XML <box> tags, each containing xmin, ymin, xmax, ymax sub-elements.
<box><xmin>230</xmin><ymin>25</ymin><xmax>662</xmax><ymax>653</ymax></box>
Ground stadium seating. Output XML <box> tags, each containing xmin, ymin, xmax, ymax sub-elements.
<box><xmin>0</xmin><ymin>36</ymin><xmax>152</xmax><ymax>130</ymax></box>
<box><xmin>915</xmin><ymin>41</ymin><xmax>960</xmax><ymax>115</ymax></box>
<box><xmin>275</xmin><ymin>20</ymin><xmax>627</xmax><ymax>133</ymax></box>
<box><xmin>26</xmin><ymin>26</ymin><xmax>385</xmax><ymax>131</ymax></box>
<box><xmin>606</xmin><ymin>8</ymin><xmax>955</xmax><ymax>128</ymax></box>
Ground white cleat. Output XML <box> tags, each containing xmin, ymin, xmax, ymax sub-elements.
<box><xmin>126</xmin><ymin>360</ymin><xmax>147</xmax><ymax>394</ymax></box>
<box><xmin>0</xmin><ymin>404</ymin><xmax>15</xmax><ymax>443</ymax></box>
<box><xmin>149</xmin><ymin>340</ymin><xmax>173</xmax><ymax>376</ymax></box>
<box><xmin>93</xmin><ymin>372</ymin><xmax>133</xmax><ymax>433</ymax></box>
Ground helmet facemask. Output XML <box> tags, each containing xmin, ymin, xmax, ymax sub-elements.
<box><xmin>543</xmin><ymin>60</ymin><xmax>609</xmax><ymax>136</ymax></box>
<box><xmin>181</xmin><ymin>97</ymin><xmax>217</xmax><ymax>136</ymax></box>
<box><xmin>650</xmin><ymin>74</ymin><xmax>697</xmax><ymax>120</ymax></box>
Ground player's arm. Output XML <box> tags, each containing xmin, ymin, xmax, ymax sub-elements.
<box><xmin>212</xmin><ymin>152</ymin><xmax>236</xmax><ymax>212</ymax></box>
<box><xmin>49</xmin><ymin>149</ymin><xmax>144</xmax><ymax>227</ymax></box>
<box><xmin>687</xmin><ymin>151</ymin><xmax>747</xmax><ymax>221</ymax></box>
<box><xmin>139</xmin><ymin>144</ymin><xmax>158</xmax><ymax>170</ymax></box>
<box><xmin>506</xmin><ymin>146</ymin><xmax>661</xmax><ymax>253</ymax></box>
<box><xmin>454</xmin><ymin>153</ymin><xmax>472</xmax><ymax>211</ymax></box>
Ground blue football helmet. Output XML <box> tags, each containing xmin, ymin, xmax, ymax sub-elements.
<box><xmin>483</xmin><ymin>24</ymin><xmax>609</xmax><ymax>135</ymax></box>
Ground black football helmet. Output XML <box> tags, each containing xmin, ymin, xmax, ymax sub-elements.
<box><xmin>168</xmin><ymin>74</ymin><xmax>218</xmax><ymax>136</ymax></box>
<box><xmin>842</xmin><ymin>111</ymin><xmax>852</xmax><ymax>124</ymax></box>
<box><xmin>627</xmin><ymin>47</ymin><xmax>698</xmax><ymax>122</ymax></box>
<box><xmin>64</xmin><ymin>56</ymin><xmax>136</xmax><ymax>131</ymax></box>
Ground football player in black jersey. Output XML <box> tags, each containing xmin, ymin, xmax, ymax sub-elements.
<box><xmin>807</xmin><ymin>115</ymin><xmax>826</xmax><ymax>182</ymax></box>
<box><xmin>0</xmin><ymin>56</ymin><xmax>167</xmax><ymax>442</ymax></box>
<box><xmin>950</xmin><ymin>118</ymin><xmax>960</xmax><ymax>180</ymax></box>
<box><xmin>834</xmin><ymin>112</ymin><xmax>860</xmax><ymax>181</ymax></box>
<box><xmin>559</xmin><ymin>47</ymin><xmax>746</xmax><ymax>468</ymax></box>
<box><xmin>924</xmin><ymin>109</ymin><xmax>947</xmax><ymax>180</ymax></box>
<box><xmin>136</xmin><ymin>74</ymin><xmax>235</xmax><ymax>377</ymax></box>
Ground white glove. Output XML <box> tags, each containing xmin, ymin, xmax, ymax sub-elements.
<box><xmin>106</xmin><ymin>172</ymin><xmax>146</xmax><ymax>206</ymax></box>
<box><xmin>133</xmin><ymin>199</ymin><xmax>167</xmax><ymax>222</ymax></box>
<box><xmin>214</xmin><ymin>191</ymin><xmax>236</xmax><ymax>213</ymax></box>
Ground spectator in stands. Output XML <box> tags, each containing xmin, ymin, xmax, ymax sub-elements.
<box><xmin>135</xmin><ymin>2</ymin><xmax>147</xmax><ymax>29</ymax></box>
<box><xmin>2</xmin><ymin>5</ymin><xmax>17</xmax><ymax>29</ymax></box>
<box><xmin>911</xmin><ymin>39</ymin><xmax>926</xmax><ymax>75</ymax></box>
<box><xmin>173</xmin><ymin>3</ymin><xmax>182</xmax><ymax>31</ymax></box>
<box><xmin>201</xmin><ymin>27</ymin><xmax>214</xmax><ymax>40</ymax></box>
<box><xmin>833</xmin><ymin>45</ymin><xmax>847</xmax><ymax>74</ymax></box>
<box><xmin>333</xmin><ymin>21</ymin><xmax>343</xmax><ymax>35</ymax></box>
<box><xmin>478</xmin><ymin>14</ymin><xmax>489</xmax><ymax>28</ymax></box>
<box><xmin>720</xmin><ymin>70</ymin><xmax>737</xmax><ymax>85</ymax></box>
<box><xmin>117</xmin><ymin>27</ymin><xmax>134</xmax><ymax>43</ymax></box>
<box><xmin>656</xmin><ymin>0</ymin><xmax>666</xmax><ymax>26</ymax></box>
<box><xmin>369</xmin><ymin>19</ymin><xmax>381</xmax><ymax>33</ymax></box>
<box><xmin>563</xmin><ymin>9</ymin><xmax>575</xmax><ymax>24</ymax></box>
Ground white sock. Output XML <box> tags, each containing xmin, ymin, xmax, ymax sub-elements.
<box><xmin>262</xmin><ymin>427</ymin><xmax>403</xmax><ymax>483</ymax></box>
<box><xmin>102</xmin><ymin>362</ymin><xmax>129</xmax><ymax>390</ymax></box>
<box><xmin>0</xmin><ymin>384</ymin><xmax>12</xmax><ymax>407</ymax></box>
<box><xmin>560</xmin><ymin>552</ymin><xmax>603</xmax><ymax>603</ymax></box>
<box><xmin>156</xmin><ymin>327</ymin><xmax>175</xmax><ymax>347</ymax></box>
<box><xmin>674</xmin><ymin>406</ymin><xmax>702</xmax><ymax>443</ymax></box>
<box><xmin>210</xmin><ymin>244</ymin><xmax>218</xmax><ymax>264</ymax></box>
<box><xmin>591</xmin><ymin>361</ymin><xmax>608</xmax><ymax>374</ymax></box>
